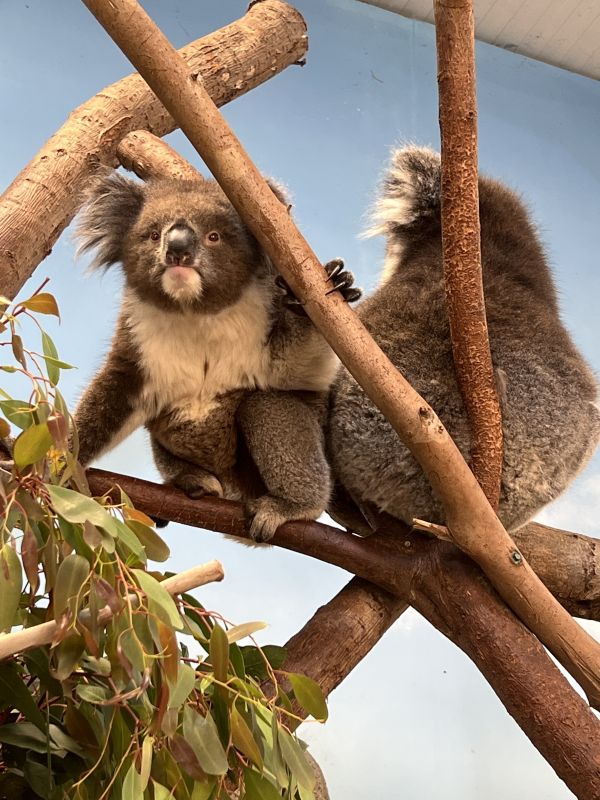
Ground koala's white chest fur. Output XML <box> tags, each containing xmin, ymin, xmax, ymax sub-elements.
<box><xmin>124</xmin><ymin>283</ymin><xmax>274</xmax><ymax>423</ymax></box>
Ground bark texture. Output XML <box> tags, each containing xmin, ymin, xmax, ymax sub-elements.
<box><xmin>86</xmin><ymin>469</ymin><xmax>600</xmax><ymax>799</ymax></box>
<box><xmin>434</xmin><ymin>0</ymin><xmax>503</xmax><ymax>508</ymax></box>
<box><xmin>0</xmin><ymin>0</ymin><xmax>307</xmax><ymax>299</ymax></box>
<box><xmin>81</xmin><ymin>0</ymin><xmax>600</xmax><ymax>708</ymax></box>
<box><xmin>117</xmin><ymin>131</ymin><xmax>204</xmax><ymax>181</ymax></box>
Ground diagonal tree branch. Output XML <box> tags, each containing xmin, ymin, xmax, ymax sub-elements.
<box><xmin>117</xmin><ymin>130</ymin><xmax>203</xmax><ymax>181</ymax></box>
<box><xmin>0</xmin><ymin>0</ymin><xmax>307</xmax><ymax>299</ymax></box>
<box><xmin>434</xmin><ymin>0</ymin><xmax>503</xmax><ymax>508</ymax></box>
<box><xmin>80</xmin><ymin>0</ymin><xmax>600</xmax><ymax>708</ymax></box>
<box><xmin>87</xmin><ymin>470</ymin><xmax>600</xmax><ymax>799</ymax></box>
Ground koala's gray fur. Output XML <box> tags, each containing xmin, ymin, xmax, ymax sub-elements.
<box><xmin>236</xmin><ymin>145</ymin><xmax>599</xmax><ymax>535</ymax></box>
<box><xmin>73</xmin><ymin>172</ymin><xmax>338</xmax><ymax>539</ymax></box>
<box><xmin>323</xmin><ymin>146</ymin><xmax>600</xmax><ymax>530</ymax></box>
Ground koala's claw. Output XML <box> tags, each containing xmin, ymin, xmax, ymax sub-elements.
<box><xmin>276</xmin><ymin>258</ymin><xmax>362</xmax><ymax>316</ymax></box>
<box><xmin>174</xmin><ymin>470</ymin><xmax>224</xmax><ymax>500</ymax></box>
<box><xmin>324</xmin><ymin>259</ymin><xmax>363</xmax><ymax>303</ymax></box>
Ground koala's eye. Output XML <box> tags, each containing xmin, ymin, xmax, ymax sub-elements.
<box><xmin>150</xmin><ymin>230</ymin><xmax>161</xmax><ymax>242</ymax></box>
<box><xmin>205</xmin><ymin>231</ymin><xmax>220</xmax><ymax>245</ymax></box>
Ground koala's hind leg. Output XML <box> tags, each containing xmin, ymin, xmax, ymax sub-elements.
<box><xmin>150</xmin><ymin>437</ymin><xmax>224</xmax><ymax>499</ymax></box>
<box><xmin>237</xmin><ymin>390</ymin><xmax>331</xmax><ymax>543</ymax></box>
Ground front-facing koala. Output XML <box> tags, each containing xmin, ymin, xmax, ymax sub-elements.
<box><xmin>74</xmin><ymin>171</ymin><xmax>354</xmax><ymax>538</ymax></box>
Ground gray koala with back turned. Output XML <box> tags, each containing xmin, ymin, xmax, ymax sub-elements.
<box><xmin>240</xmin><ymin>146</ymin><xmax>600</xmax><ymax>534</ymax></box>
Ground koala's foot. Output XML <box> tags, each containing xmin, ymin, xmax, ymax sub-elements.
<box><xmin>275</xmin><ymin>258</ymin><xmax>362</xmax><ymax>315</ymax></box>
<box><xmin>174</xmin><ymin>469</ymin><xmax>224</xmax><ymax>499</ymax></box>
<box><xmin>245</xmin><ymin>495</ymin><xmax>323</xmax><ymax>544</ymax></box>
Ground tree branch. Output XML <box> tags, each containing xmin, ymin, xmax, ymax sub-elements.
<box><xmin>87</xmin><ymin>470</ymin><xmax>600</xmax><ymax>799</ymax></box>
<box><xmin>87</xmin><ymin>469</ymin><xmax>600</xmax><ymax>622</ymax></box>
<box><xmin>117</xmin><ymin>131</ymin><xmax>203</xmax><ymax>181</ymax></box>
<box><xmin>80</xmin><ymin>0</ymin><xmax>600</xmax><ymax>708</ymax></box>
<box><xmin>434</xmin><ymin>0</ymin><xmax>503</xmax><ymax>508</ymax></box>
<box><xmin>0</xmin><ymin>559</ymin><xmax>224</xmax><ymax>661</ymax></box>
<box><xmin>0</xmin><ymin>0</ymin><xmax>307</xmax><ymax>300</ymax></box>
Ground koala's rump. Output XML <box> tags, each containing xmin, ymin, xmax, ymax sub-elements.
<box><xmin>328</xmin><ymin>306</ymin><xmax>600</xmax><ymax>532</ymax></box>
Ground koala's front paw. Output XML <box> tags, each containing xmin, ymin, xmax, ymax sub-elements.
<box><xmin>275</xmin><ymin>258</ymin><xmax>362</xmax><ymax>316</ymax></box>
<box><xmin>323</xmin><ymin>258</ymin><xmax>363</xmax><ymax>304</ymax></box>
<box><xmin>174</xmin><ymin>469</ymin><xmax>224</xmax><ymax>499</ymax></box>
<box><xmin>245</xmin><ymin>495</ymin><xmax>323</xmax><ymax>544</ymax></box>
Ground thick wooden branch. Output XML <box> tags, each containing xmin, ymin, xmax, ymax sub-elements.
<box><xmin>87</xmin><ymin>469</ymin><xmax>600</xmax><ymax>621</ymax></box>
<box><xmin>87</xmin><ymin>471</ymin><xmax>600</xmax><ymax>799</ymax></box>
<box><xmin>0</xmin><ymin>559</ymin><xmax>224</xmax><ymax>661</ymax></box>
<box><xmin>117</xmin><ymin>131</ymin><xmax>203</xmax><ymax>182</ymax></box>
<box><xmin>0</xmin><ymin>0</ymin><xmax>307</xmax><ymax>300</ymax></box>
<box><xmin>81</xmin><ymin>0</ymin><xmax>600</xmax><ymax>708</ymax></box>
<box><xmin>434</xmin><ymin>0</ymin><xmax>503</xmax><ymax>508</ymax></box>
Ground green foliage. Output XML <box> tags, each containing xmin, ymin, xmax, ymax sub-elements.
<box><xmin>0</xmin><ymin>288</ymin><xmax>327</xmax><ymax>799</ymax></box>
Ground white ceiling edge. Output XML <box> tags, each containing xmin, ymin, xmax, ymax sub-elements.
<box><xmin>358</xmin><ymin>0</ymin><xmax>600</xmax><ymax>82</ymax></box>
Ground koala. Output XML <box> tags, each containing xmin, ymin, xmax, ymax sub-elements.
<box><xmin>241</xmin><ymin>146</ymin><xmax>600</xmax><ymax>535</ymax></box>
<box><xmin>73</xmin><ymin>171</ymin><xmax>360</xmax><ymax>540</ymax></box>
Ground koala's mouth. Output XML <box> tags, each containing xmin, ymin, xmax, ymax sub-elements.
<box><xmin>161</xmin><ymin>264</ymin><xmax>202</xmax><ymax>301</ymax></box>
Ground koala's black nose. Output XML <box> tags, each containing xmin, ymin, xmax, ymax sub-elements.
<box><xmin>165</xmin><ymin>225</ymin><xmax>196</xmax><ymax>266</ymax></box>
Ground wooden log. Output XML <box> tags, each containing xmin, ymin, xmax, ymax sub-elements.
<box><xmin>87</xmin><ymin>469</ymin><xmax>600</xmax><ymax>799</ymax></box>
<box><xmin>117</xmin><ymin>131</ymin><xmax>203</xmax><ymax>181</ymax></box>
<box><xmin>0</xmin><ymin>559</ymin><xmax>224</xmax><ymax>661</ymax></box>
<box><xmin>434</xmin><ymin>0</ymin><xmax>503</xmax><ymax>508</ymax></box>
<box><xmin>80</xmin><ymin>0</ymin><xmax>600</xmax><ymax>709</ymax></box>
<box><xmin>0</xmin><ymin>0</ymin><xmax>307</xmax><ymax>299</ymax></box>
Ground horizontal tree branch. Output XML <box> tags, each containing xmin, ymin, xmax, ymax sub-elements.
<box><xmin>81</xmin><ymin>0</ymin><xmax>600</xmax><ymax>708</ymax></box>
<box><xmin>87</xmin><ymin>469</ymin><xmax>600</xmax><ymax>621</ymax></box>
<box><xmin>0</xmin><ymin>558</ymin><xmax>224</xmax><ymax>661</ymax></box>
<box><xmin>87</xmin><ymin>470</ymin><xmax>600</xmax><ymax>799</ymax></box>
<box><xmin>0</xmin><ymin>0</ymin><xmax>307</xmax><ymax>299</ymax></box>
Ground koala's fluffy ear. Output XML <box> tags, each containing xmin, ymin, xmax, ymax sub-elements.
<box><xmin>76</xmin><ymin>170</ymin><xmax>145</xmax><ymax>270</ymax></box>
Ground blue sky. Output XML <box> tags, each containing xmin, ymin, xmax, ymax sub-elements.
<box><xmin>2</xmin><ymin>1</ymin><xmax>600</xmax><ymax>798</ymax></box>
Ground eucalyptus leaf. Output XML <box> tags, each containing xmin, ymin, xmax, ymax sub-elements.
<box><xmin>0</xmin><ymin>661</ymin><xmax>45</xmax><ymax>730</ymax></box>
<box><xmin>231</xmin><ymin>706</ymin><xmax>263</xmax><ymax>770</ymax></box>
<box><xmin>0</xmin><ymin>542</ymin><xmax>22</xmax><ymax>632</ymax></box>
<box><xmin>132</xmin><ymin>569</ymin><xmax>182</xmax><ymax>629</ymax></box>
<box><xmin>125</xmin><ymin>519</ymin><xmax>170</xmax><ymax>562</ymax></box>
<box><xmin>21</xmin><ymin>293</ymin><xmax>60</xmax><ymax>317</ymax></box>
<box><xmin>190</xmin><ymin>780</ymin><xmax>215</xmax><ymax>800</ymax></box>
<box><xmin>13</xmin><ymin>422</ymin><xmax>53</xmax><ymax>467</ymax></box>
<box><xmin>278</xmin><ymin>729</ymin><xmax>315</xmax><ymax>790</ymax></box>
<box><xmin>122</xmin><ymin>762</ymin><xmax>144</xmax><ymax>800</ymax></box>
<box><xmin>53</xmin><ymin>553</ymin><xmax>89</xmax><ymax>619</ymax></box>
<box><xmin>75</xmin><ymin>684</ymin><xmax>111</xmax><ymax>704</ymax></box>
<box><xmin>209</xmin><ymin>624</ymin><xmax>229</xmax><ymax>683</ymax></box>
<box><xmin>168</xmin><ymin>663</ymin><xmax>196</xmax><ymax>710</ymax></box>
<box><xmin>226</xmin><ymin>621</ymin><xmax>267</xmax><ymax>644</ymax></box>
<box><xmin>0</xmin><ymin>399</ymin><xmax>35</xmax><ymax>430</ymax></box>
<box><xmin>243</xmin><ymin>769</ymin><xmax>285</xmax><ymax>800</ymax></box>
<box><xmin>41</xmin><ymin>331</ymin><xmax>60</xmax><ymax>385</ymax></box>
<box><xmin>287</xmin><ymin>673</ymin><xmax>328</xmax><ymax>722</ymax></box>
<box><xmin>182</xmin><ymin>705</ymin><xmax>228</xmax><ymax>776</ymax></box>
<box><xmin>153</xmin><ymin>781</ymin><xmax>175</xmax><ymax>800</ymax></box>
<box><xmin>46</xmin><ymin>485</ymin><xmax>115</xmax><ymax>530</ymax></box>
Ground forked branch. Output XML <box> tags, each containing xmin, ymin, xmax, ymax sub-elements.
<box><xmin>81</xmin><ymin>0</ymin><xmax>600</xmax><ymax>709</ymax></box>
<box><xmin>87</xmin><ymin>470</ymin><xmax>600</xmax><ymax>799</ymax></box>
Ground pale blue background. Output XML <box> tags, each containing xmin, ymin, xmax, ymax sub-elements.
<box><xmin>2</xmin><ymin>1</ymin><xmax>600</xmax><ymax>798</ymax></box>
